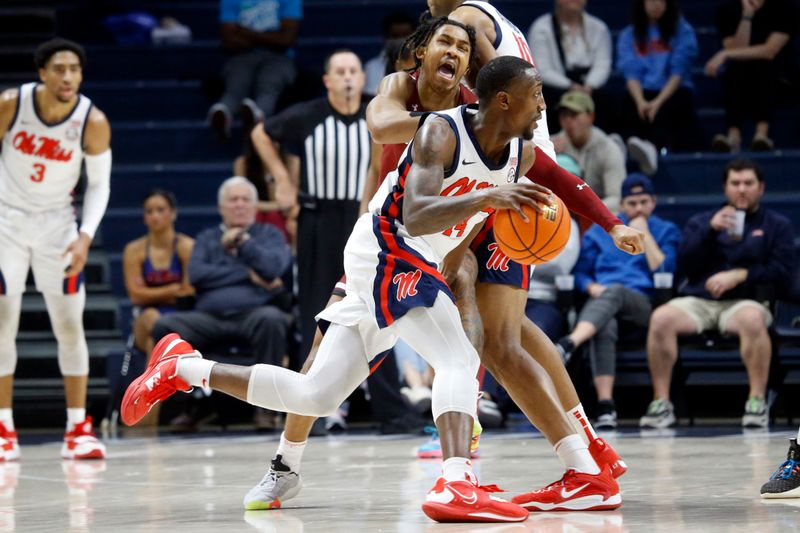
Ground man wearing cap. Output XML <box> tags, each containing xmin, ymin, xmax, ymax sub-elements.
<box><xmin>555</xmin><ymin>173</ymin><xmax>680</xmax><ymax>429</ymax></box>
<box><xmin>551</xmin><ymin>90</ymin><xmax>626</xmax><ymax>212</ymax></box>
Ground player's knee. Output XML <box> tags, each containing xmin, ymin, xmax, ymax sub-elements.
<box><xmin>481</xmin><ymin>335</ymin><xmax>518</xmax><ymax>373</ymax></box>
<box><xmin>58</xmin><ymin>343</ymin><xmax>89</xmax><ymax>376</ymax></box>
<box><xmin>305</xmin><ymin>388</ymin><xmax>343</xmax><ymax>417</ymax></box>
<box><xmin>51</xmin><ymin>315</ymin><xmax>85</xmax><ymax>348</ymax></box>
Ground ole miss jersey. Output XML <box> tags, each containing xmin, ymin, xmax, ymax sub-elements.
<box><xmin>378</xmin><ymin>71</ymin><xmax>477</xmax><ymax>184</ymax></box>
<box><xmin>0</xmin><ymin>83</ymin><xmax>92</xmax><ymax>212</ymax></box>
<box><xmin>461</xmin><ymin>1</ymin><xmax>535</xmax><ymax>65</ymax></box>
<box><xmin>369</xmin><ymin>104</ymin><xmax>523</xmax><ymax>266</ymax></box>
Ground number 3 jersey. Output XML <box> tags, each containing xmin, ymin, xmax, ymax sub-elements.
<box><xmin>0</xmin><ymin>82</ymin><xmax>93</xmax><ymax>212</ymax></box>
<box><xmin>367</xmin><ymin>104</ymin><xmax>523</xmax><ymax>267</ymax></box>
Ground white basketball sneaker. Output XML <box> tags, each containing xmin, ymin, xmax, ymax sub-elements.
<box><xmin>243</xmin><ymin>455</ymin><xmax>302</xmax><ymax>510</ymax></box>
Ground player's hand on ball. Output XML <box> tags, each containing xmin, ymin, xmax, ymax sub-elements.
<box><xmin>63</xmin><ymin>233</ymin><xmax>92</xmax><ymax>277</ymax></box>
<box><xmin>609</xmin><ymin>224</ymin><xmax>644</xmax><ymax>255</ymax></box>
<box><xmin>487</xmin><ymin>182</ymin><xmax>553</xmax><ymax>222</ymax></box>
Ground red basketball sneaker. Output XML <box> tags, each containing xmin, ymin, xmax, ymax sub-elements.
<box><xmin>62</xmin><ymin>417</ymin><xmax>106</xmax><ymax>460</ymax></box>
<box><xmin>422</xmin><ymin>477</ymin><xmax>529</xmax><ymax>523</ymax></box>
<box><xmin>121</xmin><ymin>333</ymin><xmax>200</xmax><ymax>426</ymax></box>
<box><xmin>512</xmin><ymin>466</ymin><xmax>622</xmax><ymax>512</ymax></box>
<box><xmin>0</xmin><ymin>423</ymin><xmax>19</xmax><ymax>462</ymax></box>
<box><xmin>589</xmin><ymin>437</ymin><xmax>628</xmax><ymax>479</ymax></box>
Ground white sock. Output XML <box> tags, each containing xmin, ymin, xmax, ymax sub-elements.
<box><xmin>796</xmin><ymin>426</ymin><xmax>800</xmax><ymax>444</ymax></box>
<box><xmin>66</xmin><ymin>408</ymin><xmax>86</xmax><ymax>430</ymax></box>
<box><xmin>275</xmin><ymin>432</ymin><xmax>307</xmax><ymax>472</ymax></box>
<box><xmin>567</xmin><ymin>403</ymin><xmax>598</xmax><ymax>445</ymax></box>
<box><xmin>554</xmin><ymin>434</ymin><xmax>600</xmax><ymax>475</ymax></box>
<box><xmin>177</xmin><ymin>358</ymin><xmax>216</xmax><ymax>388</ymax></box>
<box><xmin>442</xmin><ymin>457</ymin><xmax>476</xmax><ymax>483</ymax></box>
<box><xmin>0</xmin><ymin>409</ymin><xmax>14</xmax><ymax>431</ymax></box>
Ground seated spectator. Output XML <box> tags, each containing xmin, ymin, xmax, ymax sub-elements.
<box><xmin>706</xmin><ymin>0</ymin><xmax>797</xmax><ymax>152</ymax></box>
<box><xmin>207</xmin><ymin>0</ymin><xmax>302</xmax><ymax>143</ymax></box>
<box><xmin>556</xmin><ymin>174</ymin><xmax>680</xmax><ymax>429</ymax></box>
<box><xmin>524</xmin><ymin>153</ymin><xmax>583</xmax><ymax>342</ymax></box>
<box><xmin>123</xmin><ymin>189</ymin><xmax>194</xmax><ymax>357</ymax></box>
<box><xmin>640</xmin><ymin>159</ymin><xmax>796</xmax><ymax>429</ymax></box>
<box><xmin>551</xmin><ymin>91</ymin><xmax>627</xmax><ymax>210</ymax></box>
<box><xmin>527</xmin><ymin>0</ymin><xmax>614</xmax><ymax>132</ymax></box>
<box><xmin>363</xmin><ymin>11</ymin><xmax>416</xmax><ymax>95</ymax></box>
<box><xmin>616</xmin><ymin>0</ymin><xmax>699</xmax><ymax>153</ymax></box>
<box><xmin>152</xmin><ymin>176</ymin><xmax>293</xmax><ymax>429</ymax></box>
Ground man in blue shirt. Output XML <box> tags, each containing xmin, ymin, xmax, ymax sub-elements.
<box><xmin>556</xmin><ymin>173</ymin><xmax>680</xmax><ymax>429</ymax></box>
<box><xmin>208</xmin><ymin>0</ymin><xmax>303</xmax><ymax>142</ymax></box>
<box><xmin>641</xmin><ymin>159</ymin><xmax>795</xmax><ymax>429</ymax></box>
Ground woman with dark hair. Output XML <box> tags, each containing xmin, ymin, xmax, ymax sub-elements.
<box><xmin>616</xmin><ymin>0</ymin><xmax>699</xmax><ymax>152</ymax></box>
<box><xmin>122</xmin><ymin>190</ymin><xmax>194</xmax><ymax>356</ymax></box>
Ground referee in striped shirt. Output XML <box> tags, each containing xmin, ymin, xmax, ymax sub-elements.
<box><xmin>252</xmin><ymin>49</ymin><xmax>380</xmax><ymax>358</ymax></box>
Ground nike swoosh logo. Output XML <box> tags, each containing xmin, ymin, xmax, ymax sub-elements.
<box><xmin>462</xmin><ymin>159</ymin><xmax>476</xmax><ymax>165</ymax></box>
<box><xmin>447</xmin><ymin>485</ymin><xmax>478</xmax><ymax>505</ymax></box>
<box><xmin>560</xmin><ymin>482</ymin><xmax>590</xmax><ymax>499</ymax></box>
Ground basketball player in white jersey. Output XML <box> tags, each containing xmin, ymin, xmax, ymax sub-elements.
<box><xmin>420</xmin><ymin>1</ymin><xmax>646</xmax><ymax>511</ymax></box>
<box><xmin>0</xmin><ymin>38</ymin><xmax>111</xmax><ymax>460</ymax></box>
<box><xmin>122</xmin><ymin>56</ymin><xmax>596</xmax><ymax>522</ymax></box>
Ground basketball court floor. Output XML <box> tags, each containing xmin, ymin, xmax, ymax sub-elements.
<box><xmin>1</xmin><ymin>426</ymin><xmax>798</xmax><ymax>532</ymax></box>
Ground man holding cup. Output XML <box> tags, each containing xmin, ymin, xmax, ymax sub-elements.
<box><xmin>555</xmin><ymin>174</ymin><xmax>680</xmax><ymax>429</ymax></box>
<box><xmin>641</xmin><ymin>159</ymin><xmax>796</xmax><ymax>429</ymax></box>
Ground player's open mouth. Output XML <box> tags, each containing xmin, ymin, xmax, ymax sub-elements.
<box><xmin>437</xmin><ymin>62</ymin><xmax>456</xmax><ymax>80</ymax></box>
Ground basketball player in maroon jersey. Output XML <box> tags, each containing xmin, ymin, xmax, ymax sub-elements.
<box><xmin>0</xmin><ymin>38</ymin><xmax>111</xmax><ymax>460</ymax></box>
<box><xmin>424</xmin><ymin>0</ymin><xmax>645</xmax><ymax>510</ymax></box>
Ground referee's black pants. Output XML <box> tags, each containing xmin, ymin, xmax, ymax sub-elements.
<box><xmin>297</xmin><ymin>198</ymin><xmax>359</xmax><ymax>360</ymax></box>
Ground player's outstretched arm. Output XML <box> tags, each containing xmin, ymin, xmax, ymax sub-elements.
<box><xmin>403</xmin><ymin>117</ymin><xmax>549</xmax><ymax>236</ymax></box>
<box><xmin>520</xmin><ymin>142</ymin><xmax>644</xmax><ymax>255</ymax></box>
<box><xmin>366</xmin><ymin>72</ymin><xmax>419</xmax><ymax>144</ymax></box>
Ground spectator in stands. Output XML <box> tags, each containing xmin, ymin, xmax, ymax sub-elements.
<box><xmin>152</xmin><ymin>177</ymin><xmax>293</xmax><ymax>428</ymax></box>
<box><xmin>617</xmin><ymin>0</ymin><xmax>699</xmax><ymax>154</ymax></box>
<box><xmin>123</xmin><ymin>190</ymin><xmax>194</xmax><ymax>357</ymax></box>
<box><xmin>706</xmin><ymin>0</ymin><xmax>797</xmax><ymax>152</ymax></box>
<box><xmin>551</xmin><ymin>91</ymin><xmax>626</xmax><ymax>210</ymax></box>
<box><xmin>250</xmin><ymin>49</ymin><xmax>379</xmax><ymax>359</ymax></box>
<box><xmin>364</xmin><ymin>11</ymin><xmax>416</xmax><ymax>95</ymax></box>
<box><xmin>527</xmin><ymin>0</ymin><xmax>614</xmax><ymax>132</ymax></box>
<box><xmin>556</xmin><ymin>174</ymin><xmax>680</xmax><ymax>429</ymax></box>
<box><xmin>525</xmin><ymin>153</ymin><xmax>583</xmax><ymax>342</ymax></box>
<box><xmin>641</xmin><ymin>159</ymin><xmax>796</xmax><ymax>429</ymax></box>
<box><xmin>207</xmin><ymin>0</ymin><xmax>303</xmax><ymax>143</ymax></box>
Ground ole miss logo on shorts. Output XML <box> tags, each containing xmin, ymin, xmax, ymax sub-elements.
<box><xmin>486</xmin><ymin>243</ymin><xmax>511</xmax><ymax>272</ymax></box>
<box><xmin>393</xmin><ymin>269</ymin><xmax>421</xmax><ymax>301</ymax></box>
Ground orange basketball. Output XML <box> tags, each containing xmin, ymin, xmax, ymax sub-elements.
<box><xmin>493</xmin><ymin>195</ymin><xmax>570</xmax><ymax>265</ymax></box>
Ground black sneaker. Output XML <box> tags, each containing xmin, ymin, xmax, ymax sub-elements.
<box><xmin>761</xmin><ymin>439</ymin><xmax>800</xmax><ymax>498</ymax></box>
<box><xmin>595</xmin><ymin>400</ymin><xmax>617</xmax><ymax>430</ymax></box>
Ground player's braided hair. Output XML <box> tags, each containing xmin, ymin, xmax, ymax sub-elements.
<box><xmin>402</xmin><ymin>15</ymin><xmax>477</xmax><ymax>73</ymax></box>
